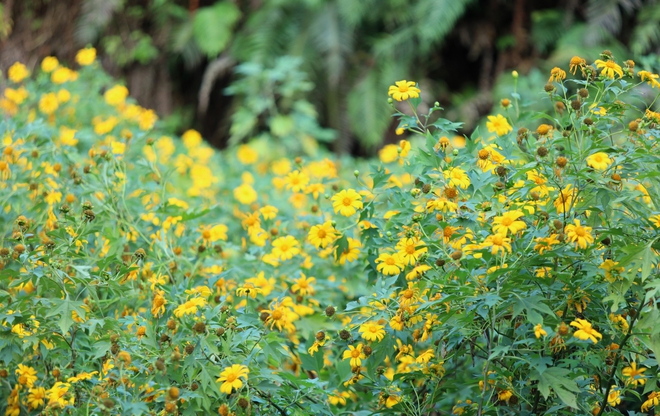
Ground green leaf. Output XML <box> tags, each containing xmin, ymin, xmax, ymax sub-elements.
<box><xmin>512</xmin><ymin>295</ymin><xmax>554</xmax><ymax>324</ymax></box>
<box><xmin>46</xmin><ymin>299</ymin><xmax>86</xmax><ymax>334</ymax></box>
<box><xmin>532</xmin><ymin>367</ymin><xmax>580</xmax><ymax>408</ymax></box>
<box><xmin>193</xmin><ymin>2</ymin><xmax>241</xmax><ymax>57</ymax></box>
<box><xmin>333</xmin><ymin>234</ymin><xmax>349</xmax><ymax>262</ymax></box>
<box><xmin>269</xmin><ymin>114</ymin><xmax>294</xmax><ymax>137</ymax></box>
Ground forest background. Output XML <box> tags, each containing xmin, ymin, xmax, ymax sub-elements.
<box><xmin>2</xmin><ymin>0</ymin><xmax>660</xmax><ymax>153</ymax></box>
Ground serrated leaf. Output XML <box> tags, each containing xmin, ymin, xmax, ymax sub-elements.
<box><xmin>512</xmin><ymin>295</ymin><xmax>554</xmax><ymax>323</ymax></box>
<box><xmin>46</xmin><ymin>299</ymin><xmax>85</xmax><ymax>334</ymax></box>
<box><xmin>532</xmin><ymin>367</ymin><xmax>580</xmax><ymax>408</ymax></box>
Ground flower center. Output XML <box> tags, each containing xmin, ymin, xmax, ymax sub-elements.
<box><xmin>405</xmin><ymin>244</ymin><xmax>416</xmax><ymax>254</ymax></box>
<box><xmin>575</xmin><ymin>227</ymin><xmax>586</xmax><ymax>237</ymax></box>
<box><xmin>385</xmin><ymin>257</ymin><xmax>396</xmax><ymax>265</ymax></box>
<box><xmin>202</xmin><ymin>230</ymin><xmax>211</xmax><ymax>239</ymax></box>
<box><xmin>317</xmin><ymin>230</ymin><xmax>326</xmax><ymax>238</ymax></box>
<box><xmin>369</xmin><ymin>325</ymin><xmax>379</xmax><ymax>333</ymax></box>
<box><xmin>398</xmin><ymin>85</ymin><xmax>410</xmax><ymax>93</ymax></box>
<box><xmin>351</xmin><ymin>349</ymin><xmax>361</xmax><ymax>358</ymax></box>
<box><xmin>271</xmin><ymin>310</ymin><xmax>283</xmax><ymax>320</ymax></box>
<box><xmin>403</xmin><ymin>289</ymin><xmax>414</xmax><ymax>299</ymax></box>
<box><xmin>492</xmin><ymin>235</ymin><xmax>504</xmax><ymax>245</ymax></box>
<box><xmin>342</xmin><ymin>197</ymin><xmax>352</xmax><ymax>206</ymax></box>
<box><xmin>501</xmin><ymin>217</ymin><xmax>513</xmax><ymax>226</ymax></box>
<box><xmin>226</xmin><ymin>373</ymin><xmax>237</xmax><ymax>382</ymax></box>
<box><xmin>279</xmin><ymin>244</ymin><xmax>289</xmax><ymax>252</ymax></box>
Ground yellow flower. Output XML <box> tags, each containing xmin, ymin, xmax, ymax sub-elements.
<box><xmin>182</xmin><ymin>129</ymin><xmax>203</xmax><ymax>148</ymax></box>
<box><xmin>607</xmin><ymin>386</ymin><xmax>621</xmax><ymax>406</ymax></box>
<box><xmin>635</xmin><ymin>182</ymin><xmax>651</xmax><ymax>204</ymax></box>
<box><xmin>237</xmin><ymin>144</ymin><xmax>258</xmax><ymax>164</ymax></box>
<box><xmin>331</xmin><ymin>189</ymin><xmax>363</xmax><ymax>216</ymax></box>
<box><xmin>271</xmin><ymin>235</ymin><xmax>301</xmax><ymax>261</ymax></box>
<box><xmin>139</xmin><ymin>109</ymin><xmax>158</xmax><ymax>130</ymax></box>
<box><xmin>416</xmin><ymin>349</ymin><xmax>434</xmax><ymax>364</ymax></box>
<box><xmin>336</xmin><ymin>237</ymin><xmax>361</xmax><ymax>264</ymax></box>
<box><xmin>285</xmin><ymin>170</ymin><xmax>309</xmax><ymax>192</ymax></box>
<box><xmin>41</xmin><ymin>56</ymin><xmax>59</xmax><ymax>73</ymax></box>
<box><xmin>236</xmin><ymin>283</ymin><xmax>261</xmax><ymax>298</ymax></box>
<box><xmin>548</xmin><ymin>67</ymin><xmax>566</xmax><ymax>82</ymax></box>
<box><xmin>16</xmin><ymin>364</ymin><xmax>38</xmax><ymax>387</ymax></box>
<box><xmin>173</xmin><ymin>297</ymin><xmax>207</xmax><ymax>317</ymax></box>
<box><xmin>111</xmin><ymin>140</ymin><xmax>126</xmax><ymax>155</ymax></box>
<box><xmin>51</xmin><ymin>67</ymin><xmax>74</xmax><ymax>84</ymax></box>
<box><xmin>56</xmin><ymin>89</ymin><xmax>70</xmax><ymax>103</ymax></box>
<box><xmin>642</xmin><ymin>391</ymin><xmax>660</xmax><ymax>412</ymax></box>
<box><xmin>259</xmin><ymin>205</ymin><xmax>278</xmax><ymax>220</ymax></box>
<box><xmin>59</xmin><ymin>127</ymin><xmax>78</xmax><ymax>146</ymax></box>
<box><xmin>492</xmin><ymin>210</ymin><xmax>526</xmax><ymax>236</ymax></box>
<box><xmin>308</xmin><ymin>221</ymin><xmax>337</xmax><ymax>249</ymax></box>
<box><xmin>359</xmin><ymin>322</ymin><xmax>386</xmax><ymax>342</ymax></box>
<box><xmin>76</xmin><ymin>47</ymin><xmax>97</xmax><ymax>66</ymax></box>
<box><xmin>233</xmin><ymin>183</ymin><xmax>258</xmax><ymax>205</ymax></box>
<box><xmin>375</xmin><ymin>252</ymin><xmax>404</xmax><ymax>275</ymax></box>
<box><xmin>27</xmin><ymin>386</ymin><xmax>47</xmax><ymax>409</ymax></box>
<box><xmin>569</xmin><ymin>56</ymin><xmax>586</xmax><ymax>74</ymax></box>
<box><xmin>486</xmin><ymin>114</ymin><xmax>513</xmax><ymax>136</ymax></box>
<box><xmin>594</xmin><ymin>59</ymin><xmax>623</xmax><ymax>79</ymax></box>
<box><xmin>292</xmin><ymin>273</ymin><xmax>316</xmax><ymax>296</ymax></box>
<box><xmin>481</xmin><ymin>233</ymin><xmax>512</xmax><ymax>255</ymax></box>
<box><xmin>534</xmin><ymin>324</ymin><xmax>547</xmax><ymax>338</ymax></box>
<box><xmin>395</xmin><ymin>237</ymin><xmax>427</xmax><ymax>265</ymax></box>
<box><xmin>342</xmin><ymin>343</ymin><xmax>366</xmax><ymax>367</ymax></box>
<box><xmin>443</xmin><ymin>167</ymin><xmax>471</xmax><ymax>189</ymax></box>
<box><xmin>388</xmin><ymin>80</ymin><xmax>421</xmax><ymax>101</ymax></box>
<box><xmin>104</xmin><ymin>85</ymin><xmax>129</xmax><ymax>106</ymax></box>
<box><xmin>586</xmin><ymin>152</ymin><xmax>612</xmax><ymax>171</ymax></box>
<box><xmin>639</xmin><ymin>70</ymin><xmax>660</xmax><ymax>88</ymax></box>
<box><xmin>379</xmin><ymin>144</ymin><xmax>399</xmax><ymax>163</ymax></box>
<box><xmin>406</xmin><ymin>264</ymin><xmax>431</xmax><ymax>280</ymax></box>
<box><xmin>67</xmin><ymin>371</ymin><xmax>98</xmax><ymax>383</ymax></box>
<box><xmin>39</xmin><ymin>92</ymin><xmax>59</xmax><ymax>115</ymax></box>
<box><xmin>385</xmin><ymin>393</ymin><xmax>402</xmax><ymax>408</ymax></box>
<box><xmin>8</xmin><ymin>62</ymin><xmax>30</xmax><ymax>83</ymax></box>
<box><xmin>622</xmin><ymin>362</ymin><xmax>647</xmax><ymax>386</ymax></box>
<box><xmin>216</xmin><ymin>364</ymin><xmax>249</xmax><ymax>394</ymax></box>
<box><xmin>570</xmin><ymin>318</ymin><xmax>602</xmax><ymax>343</ymax></box>
<box><xmin>328</xmin><ymin>390</ymin><xmax>351</xmax><ymax>406</ymax></box>
<box><xmin>533</xmin><ymin>234</ymin><xmax>559</xmax><ymax>254</ymax></box>
<box><xmin>650</xmin><ymin>214</ymin><xmax>660</xmax><ymax>228</ymax></box>
<box><xmin>564</xmin><ymin>219</ymin><xmax>594</xmax><ymax>249</ymax></box>
<box><xmin>151</xmin><ymin>290</ymin><xmax>167</xmax><ymax>317</ymax></box>
<box><xmin>553</xmin><ymin>185</ymin><xmax>575</xmax><ymax>214</ymax></box>
<box><xmin>47</xmin><ymin>382</ymin><xmax>75</xmax><ymax>408</ymax></box>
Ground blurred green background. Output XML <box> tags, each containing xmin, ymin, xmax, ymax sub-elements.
<box><xmin>2</xmin><ymin>0</ymin><xmax>660</xmax><ymax>155</ymax></box>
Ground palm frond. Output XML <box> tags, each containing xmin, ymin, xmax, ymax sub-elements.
<box><xmin>413</xmin><ymin>0</ymin><xmax>475</xmax><ymax>52</ymax></box>
<box><xmin>630</xmin><ymin>3</ymin><xmax>660</xmax><ymax>56</ymax></box>
<box><xmin>75</xmin><ymin>0</ymin><xmax>123</xmax><ymax>45</ymax></box>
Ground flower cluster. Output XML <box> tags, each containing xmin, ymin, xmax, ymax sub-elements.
<box><xmin>0</xmin><ymin>50</ymin><xmax>659</xmax><ymax>415</ymax></box>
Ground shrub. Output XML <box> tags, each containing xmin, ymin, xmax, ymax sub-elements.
<box><xmin>1</xmin><ymin>50</ymin><xmax>660</xmax><ymax>415</ymax></box>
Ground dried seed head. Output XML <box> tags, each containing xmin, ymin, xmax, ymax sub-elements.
<box><xmin>325</xmin><ymin>306</ymin><xmax>336</xmax><ymax>317</ymax></box>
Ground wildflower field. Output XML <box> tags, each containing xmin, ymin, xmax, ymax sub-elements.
<box><xmin>3</xmin><ymin>49</ymin><xmax>660</xmax><ymax>415</ymax></box>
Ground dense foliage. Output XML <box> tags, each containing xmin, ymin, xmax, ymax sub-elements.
<box><xmin>2</xmin><ymin>49</ymin><xmax>660</xmax><ymax>415</ymax></box>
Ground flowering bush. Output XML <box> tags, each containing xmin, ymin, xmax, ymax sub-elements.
<box><xmin>2</xmin><ymin>49</ymin><xmax>660</xmax><ymax>415</ymax></box>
